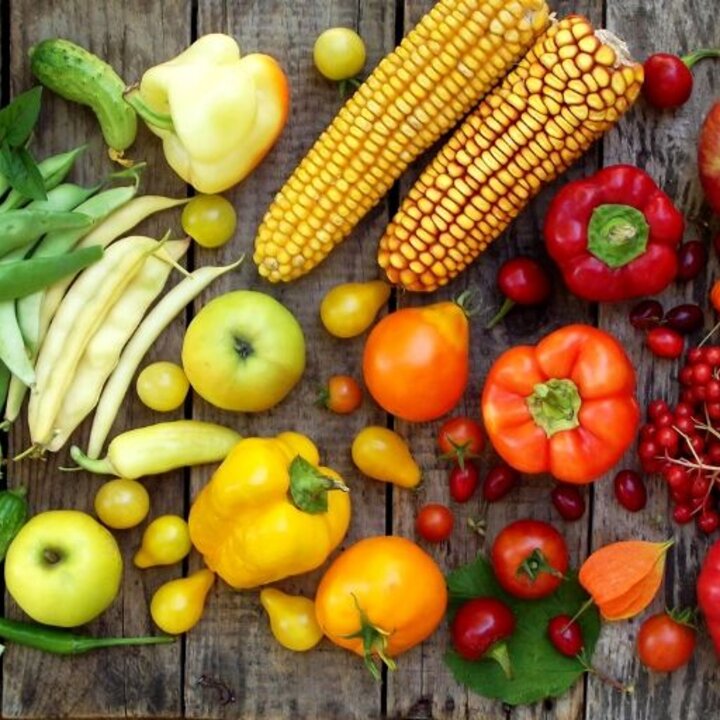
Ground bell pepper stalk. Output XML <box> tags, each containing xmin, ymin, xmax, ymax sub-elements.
<box><xmin>543</xmin><ymin>165</ymin><xmax>684</xmax><ymax>302</ymax></box>
<box><xmin>481</xmin><ymin>324</ymin><xmax>640</xmax><ymax>484</ymax></box>
<box><xmin>124</xmin><ymin>34</ymin><xmax>289</xmax><ymax>194</ymax></box>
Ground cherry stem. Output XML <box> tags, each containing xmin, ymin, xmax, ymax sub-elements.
<box><xmin>564</xmin><ymin>598</ymin><xmax>594</xmax><ymax>630</ymax></box>
<box><xmin>487</xmin><ymin>642</ymin><xmax>513</xmax><ymax>679</ymax></box>
<box><xmin>485</xmin><ymin>298</ymin><xmax>515</xmax><ymax>329</ymax></box>
<box><xmin>578</xmin><ymin>650</ymin><xmax>634</xmax><ymax>694</ymax></box>
<box><xmin>698</xmin><ymin>319</ymin><xmax>720</xmax><ymax>348</ymax></box>
<box><xmin>682</xmin><ymin>48</ymin><xmax>720</xmax><ymax>69</ymax></box>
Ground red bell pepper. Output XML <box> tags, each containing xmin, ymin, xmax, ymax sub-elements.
<box><xmin>698</xmin><ymin>539</ymin><xmax>720</xmax><ymax>656</ymax></box>
<box><xmin>543</xmin><ymin>165</ymin><xmax>684</xmax><ymax>302</ymax></box>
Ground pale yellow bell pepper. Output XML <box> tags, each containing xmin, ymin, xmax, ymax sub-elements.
<box><xmin>125</xmin><ymin>34</ymin><xmax>289</xmax><ymax>193</ymax></box>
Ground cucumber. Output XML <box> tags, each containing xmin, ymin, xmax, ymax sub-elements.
<box><xmin>0</xmin><ymin>487</ymin><xmax>28</xmax><ymax>560</ymax></box>
<box><xmin>29</xmin><ymin>38</ymin><xmax>137</xmax><ymax>154</ymax></box>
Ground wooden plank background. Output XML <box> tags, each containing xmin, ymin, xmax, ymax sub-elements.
<box><xmin>1</xmin><ymin>0</ymin><xmax>719</xmax><ymax>718</ymax></box>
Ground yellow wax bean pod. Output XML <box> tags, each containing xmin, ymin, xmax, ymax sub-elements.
<box><xmin>47</xmin><ymin>239</ymin><xmax>190</xmax><ymax>452</ymax></box>
<box><xmin>29</xmin><ymin>235</ymin><xmax>161</xmax><ymax>447</ymax></box>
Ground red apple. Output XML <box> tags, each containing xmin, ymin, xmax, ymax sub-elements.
<box><xmin>699</xmin><ymin>100</ymin><xmax>720</xmax><ymax>214</ymax></box>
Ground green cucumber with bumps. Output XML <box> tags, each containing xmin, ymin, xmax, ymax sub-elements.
<box><xmin>29</xmin><ymin>38</ymin><xmax>137</xmax><ymax>157</ymax></box>
<box><xmin>0</xmin><ymin>487</ymin><xmax>28</xmax><ymax>560</ymax></box>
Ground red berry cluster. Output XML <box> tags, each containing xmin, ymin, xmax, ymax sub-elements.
<box><xmin>638</xmin><ymin>346</ymin><xmax>720</xmax><ymax>534</ymax></box>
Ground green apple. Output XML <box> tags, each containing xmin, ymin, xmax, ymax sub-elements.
<box><xmin>182</xmin><ymin>290</ymin><xmax>306</xmax><ymax>412</ymax></box>
<box><xmin>5</xmin><ymin>510</ymin><xmax>123</xmax><ymax>627</ymax></box>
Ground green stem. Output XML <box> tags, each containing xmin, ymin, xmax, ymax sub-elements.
<box><xmin>0</xmin><ymin>616</ymin><xmax>174</xmax><ymax>655</ymax></box>
<box><xmin>486</xmin><ymin>298</ymin><xmax>515</xmax><ymax>329</ymax></box>
<box><xmin>123</xmin><ymin>87</ymin><xmax>175</xmax><ymax>132</ymax></box>
<box><xmin>682</xmin><ymin>48</ymin><xmax>720</xmax><ymax>69</ymax></box>
<box><xmin>343</xmin><ymin>595</ymin><xmax>397</xmax><ymax>681</ymax></box>
<box><xmin>68</xmin><ymin>446</ymin><xmax>115</xmax><ymax>476</ymax></box>
<box><xmin>516</xmin><ymin>548</ymin><xmax>565</xmax><ymax>582</ymax></box>
<box><xmin>289</xmin><ymin>456</ymin><xmax>348</xmax><ymax>513</ymax></box>
<box><xmin>526</xmin><ymin>378</ymin><xmax>582</xmax><ymax>437</ymax></box>
<box><xmin>587</xmin><ymin>204</ymin><xmax>649</xmax><ymax>268</ymax></box>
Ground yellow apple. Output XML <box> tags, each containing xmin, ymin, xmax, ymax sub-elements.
<box><xmin>182</xmin><ymin>290</ymin><xmax>306</xmax><ymax>411</ymax></box>
<box><xmin>5</xmin><ymin>510</ymin><xmax>123</xmax><ymax>627</ymax></box>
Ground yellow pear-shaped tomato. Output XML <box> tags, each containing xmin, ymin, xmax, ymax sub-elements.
<box><xmin>134</xmin><ymin>515</ymin><xmax>191</xmax><ymax>568</ymax></box>
<box><xmin>320</xmin><ymin>281</ymin><xmax>391</xmax><ymax>338</ymax></box>
<box><xmin>351</xmin><ymin>426</ymin><xmax>421</xmax><ymax>488</ymax></box>
<box><xmin>260</xmin><ymin>588</ymin><xmax>323</xmax><ymax>652</ymax></box>
<box><xmin>150</xmin><ymin>568</ymin><xmax>215</xmax><ymax>634</ymax></box>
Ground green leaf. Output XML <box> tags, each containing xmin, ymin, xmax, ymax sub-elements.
<box><xmin>444</xmin><ymin>554</ymin><xmax>601</xmax><ymax>706</ymax></box>
<box><xmin>0</xmin><ymin>87</ymin><xmax>43</xmax><ymax>148</ymax></box>
<box><xmin>0</xmin><ymin>145</ymin><xmax>46</xmax><ymax>201</ymax></box>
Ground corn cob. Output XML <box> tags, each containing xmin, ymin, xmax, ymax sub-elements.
<box><xmin>377</xmin><ymin>15</ymin><xmax>644</xmax><ymax>291</ymax></box>
<box><xmin>254</xmin><ymin>0</ymin><xmax>550</xmax><ymax>282</ymax></box>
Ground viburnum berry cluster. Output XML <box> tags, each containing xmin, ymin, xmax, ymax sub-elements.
<box><xmin>638</xmin><ymin>345</ymin><xmax>720</xmax><ymax>534</ymax></box>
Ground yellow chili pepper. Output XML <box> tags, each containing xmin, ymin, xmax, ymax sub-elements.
<box><xmin>125</xmin><ymin>34</ymin><xmax>289</xmax><ymax>193</ymax></box>
<box><xmin>351</xmin><ymin>426</ymin><xmax>421</xmax><ymax>489</ymax></box>
<box><xmin>70</xmin><ymin>420</ymin><xmax>241</xmax><ymax>479</ymax></box>
<box><xmin>188</xmin><ymin>434</ymin><xmax>351</xmax><ymax>589</ymax></box>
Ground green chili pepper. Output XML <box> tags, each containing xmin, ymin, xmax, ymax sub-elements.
<box><xmin>0</xmin><ymin>245</ymin><xmax>103</xmax><ymax>302</ymax></box>
<box><xmin>0</xmin><ymin>145</ymin><xmax>86</xmax><ymax>212</ymax></box>
<box><xmin>0</xmin><ymin>616</ymin><xmax>174</xmax><ymax>654</ymax></box>
<box><xmin>0</xmin><ymin>209</ymin><xmax>92</xmax><ymax>258</ymax></box>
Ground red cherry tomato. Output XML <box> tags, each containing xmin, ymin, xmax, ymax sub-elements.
<box><xmin>637</xmin><ymin>611</ymin><xmax>696</xmax><ymax>672</ymax></box>
<box><xmin>646</xmin><ymin>327</ymin><xmax>684</xmax><ymax>359</ymax></box>
<box><xmin>449</xmin><ymin>461</ymin><xmax>479</xmax><ymax>503</ymax></box>
<box><xmin>450</xmin><ymin>597</ymin><xmax>515</xmax><ymax>661</ymax></box>
<box><xmin>415</xmin><ymin>504</ymin><xmax>454</xmax><ymax>543</ymax></box>
<box><xmin>490</xmin><ymin>520</ymin><xmax>569</xmax><ymax>599</ymax></box>
<box><xmin>643</xmin><ymin>53</ymin><xmax>694</xmax><ymax>109</ymax></box>
<box><xmin>547</xmin><ymin>615</ymin><xmax>584</xmax><ymax>657</ymax></box>
<box><xmin>437</xmin><ymin>416</ymin><xmax>484</xmax><ymax>466</ymax></box>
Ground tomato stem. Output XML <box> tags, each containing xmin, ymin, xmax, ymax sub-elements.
<box><xmin>344</xmin><ymin>594</ymin><xmax>397</xmax><ymax>681</ymax></box>
<box><xmin>666</xmin><ymin>606</ymin><xmax>696</xmax><ymax>628</ymax></box>
<box><xmin>516</xmin><ymin>548</ymin><xmax>565</xmax><ymax>582</ymax></box>
<box><xmin>485</xmin><ymin>298</ymin><xmax>515</xmax><ymax>329</ymax></box>
<box><xmin>682</xmin><ymin>48</ymin><xmax>720</xmax><ymax>69</ymax></box>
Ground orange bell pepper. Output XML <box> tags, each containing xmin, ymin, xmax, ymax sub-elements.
<box><xmin>481</xmin><ymin>324</ymin><xmax>640</xmax><ymax>484</ymax></box>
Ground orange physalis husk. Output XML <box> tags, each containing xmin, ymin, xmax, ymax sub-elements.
<box><xmin>579</xmin><ymin>539</ymin><xmax>672</xmax><ymax>621</ymax></box>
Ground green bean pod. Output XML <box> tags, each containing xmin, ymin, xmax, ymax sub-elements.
<box><xmin>0</xmin><ymin>246</ymin><xmax>102</xmax><ymax>303</ymax></box>
<box><xmin>26</xmin><ymin>182</ymin><xmax>100</xmax><ymax>213</ymax></box>
<box><xmin>0</xmin><ymin>145</ymin><xmax>86</xmax><ymax>212</ymax></box>
<box><xmin>0</xmin><ymin>209</ymin><xmax>92</xmax><ymax>259</ymax></box>
<box><xmin>16</xmin><ymin>183</ymin><xmax>139</xmax><ymax>351</ymax></box>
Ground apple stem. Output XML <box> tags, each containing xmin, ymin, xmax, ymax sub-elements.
<box><xmin>0</xmin><ymin>617</ymin><xmax>175</xmax><ymax>655</ymax></box>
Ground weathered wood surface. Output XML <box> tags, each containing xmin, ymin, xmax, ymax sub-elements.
<box><xmin>1</xmin><ymin>0</ymin><xmax>719</xmax><ymax>718</ymax></box>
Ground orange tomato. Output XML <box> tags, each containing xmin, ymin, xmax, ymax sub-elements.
<box><xmin>362</xmin><ymin>299</ymin><xmax>469</xmax><ymax>422</ymax></box>
<box><xmin>711</xmin><ymin>280</ymin><xmax>720</xmax><ymax>313</ymax></box>
<box><xmin>315</xmin><ymin>535</ymin><xmax>447</xmax><ymax>678</ymax></box>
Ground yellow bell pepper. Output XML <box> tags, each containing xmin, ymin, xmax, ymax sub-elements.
<box><xmin>188</xmin><ymin>434</ymin><xmax>351</xmax><ymax>589</ymax></box>
<box><xmin>125</xmin><ymin>34</ymin><xmax>289</xmax><ymax>193</ymax></box>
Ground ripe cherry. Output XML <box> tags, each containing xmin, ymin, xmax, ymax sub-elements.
<box><xmin>614</xmin><ymin>470</ymin><xmax>648</xmax><ymax>512</ymax></box>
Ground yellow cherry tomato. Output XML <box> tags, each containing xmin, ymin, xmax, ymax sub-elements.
<box><xmin>151</xmin><ymin>569</ymin><xmax>215</xmax><ymax>635</ymax></box>
<box><xmin>136</xmin><ymin>361</ymin><xmax>190</xmax><ymax>412</ymax></box>
<box><xmin>134</xmin><ymin>515</ymin><xmax>191</xmax><ymax>569</ymax></box>
<box><xmin>94</xmin><ymin>478</ymin><xmax>150</xmax><ymax>529</ymax></box>
<box><xmin>275</xmin><ymin>431</ymin><xmax>320</xmax><ymax>466</ymax></box>
<box><xmin>313</xmin><ymin>28</ymin><xmax>366</xmax><ymax>81</ymax></box>
<box><xmin>181</xmin><ymin>194</ymin><xmax>237</xmax><ymax>248</ymax></box>
<box><xmin>260</xmin><ymin>588</ymin><xmax>323</xmax><ymax>652</ymax></box>
<box><xmin>320</xmin><ymin>281</ymin><xmax>391</xmax><ymax>338</ymax></box>
<box><xmin>351</xmin><ymin>426</ymin><xmax>421</xmax><ymax>488</ymax></box>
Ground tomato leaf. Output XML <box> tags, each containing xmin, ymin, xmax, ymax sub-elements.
<box><xmin>444</xmin><ymin>554</ymin><xmax>601</xmax><ymax>706</ymax></box>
